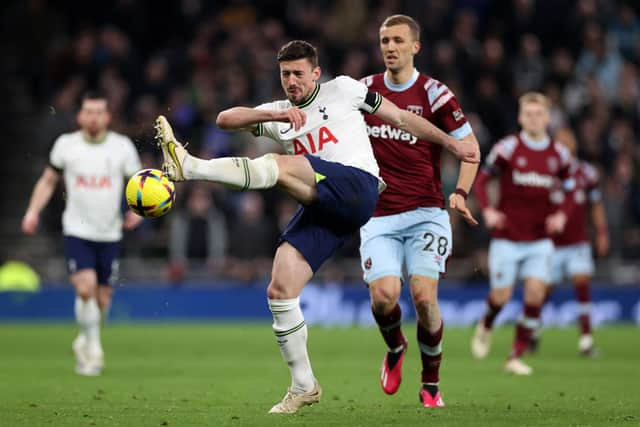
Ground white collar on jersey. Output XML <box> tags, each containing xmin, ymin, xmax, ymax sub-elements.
<box><xmin>519</xmin><ymin>130</ymin><xmax>550</xmax><ymax>151</ymax></box>
<box><xmin>384</xmin><ymin>68</ymin><xmax>419</xmax><ymax>92</ymax></box>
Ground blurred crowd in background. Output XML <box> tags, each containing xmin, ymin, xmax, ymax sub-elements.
<box><xmin>3</xmin><ymin>0</ymin><xmax>640</xmax><ymax>284</ymax></box>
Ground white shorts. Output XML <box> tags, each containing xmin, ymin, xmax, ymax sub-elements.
<box><xmin>359</xmin><ymin>207</ymin><xmax>452</xmax><ymax>283</ymax></box>
<box><xmin>488</xmin><ymin>238</ymin><xmax>554</xmax><ymax>288</ymax></box>
<box><xmin>551</xmin><ymin>242</ymin><xmax>594</xmax><ymax>285</ymax></box>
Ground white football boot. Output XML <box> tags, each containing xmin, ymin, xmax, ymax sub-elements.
<box><xmin>504</xmin><ymin>358</ymin><xmax>533</xmax><ymax>376</ymax></box>
<box><xmin>471</xmin><ymin>322</ymin><xmax>492</xmax><ymax>359</ymax></box>
<box><xmin>269</xmin><ymin>380</ymin><xmax>322</xmax><ymax>414</ymax></box>
<box><xmin>72</xmin><ymin>335</ymin><xmax>89</xmax><ymax>372</ymax></box>
<box><xmin>155</xmin><ymin>115</ymin><xmax>188</xmax><ymax>181</ymax></box>
<box><xmin>75</xmin><ymin>342</ymin><xmax>104</xmax><ymax>377</ymax></box>
<box><xmin>578</xmin><ymin>334</ymin><xmax>599</xmax><ymax>358</ymax></box>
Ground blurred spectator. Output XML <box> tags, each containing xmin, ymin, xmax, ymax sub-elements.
<box><xmin>609</xmin><ymin>2</ymin><xmax>640</xmax><ymax>62</ymax></box>
<box><xmin>575</xmin><ymin>21</ymin><xmax>623</xmax><ymax>100</ymax></box>
<box><xmin>168</xmin><ymin>183</ymin><xmax>227</xmax><ymax>283</ymax></box>
<box><xmin>226</xmin><ymin>192</ymin><xmax>277</xmax><ymax>282</ymax></box>
<box><xmin>512</xmin><ymin>33</ymin><xmax>545</xmax><ymax>95</ymax></box>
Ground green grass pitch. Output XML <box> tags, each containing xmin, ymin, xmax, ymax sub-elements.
<box><xmin>0</xmin><ymin>324</ymin><xmax>638</xmax><ymax>426</ymax></box>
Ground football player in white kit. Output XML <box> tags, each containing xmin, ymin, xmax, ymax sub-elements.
<box><xmin>155</xmin><ymin>40</ymin><xmax>479</xmax><ymax>414</ymax></box>
<box><xmin>22</xmin><ymin>93</ymin><xmax>142</xmax><ymax>376</ymax></box>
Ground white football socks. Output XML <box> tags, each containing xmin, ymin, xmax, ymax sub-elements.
<box><xmin>75</xmin><ymin>296</ymin><xmax>102</xmax><ymax>354</ymax></box>
<box><xmin>184</xmin><ymin>153</ymin><xmax>279</xmax><ymax>189</ymax></box>
<box><xmin>268</xmin><ymin>297</ymin><xmax>315</xmax><ymax>394</ymax></box>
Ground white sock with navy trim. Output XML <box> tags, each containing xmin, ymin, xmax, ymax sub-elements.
<box><xmin>185</xmin><ymin>153</ymin><xmax>279</xmax><ymax>189</ymax></box>
<box><xmin>76</xmin><ymin>297</ymin><xmax>102</xmax><ymax>354</ymax></box>
<box><xmin>268</xmin><ymin>297</ymin><xmax>315</xmax><ymax>393</ymax></box>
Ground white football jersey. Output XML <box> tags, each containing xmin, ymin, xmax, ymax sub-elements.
<box><xmin>253</xmin><ymin>75</ymin><xmax>384</xmax><ymax>190</ymax></box>
<box><xmin>49</xmin><ymin>130</ymin><xmax>141</xmax><ymax>242</ymax></box>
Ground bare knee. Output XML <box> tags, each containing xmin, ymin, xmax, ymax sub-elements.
<box><xmin>369</xmin><ymin>280</ymin><xmax>401</xmax><ymax>315</ymax></box>
<box><xmin>267</xmin><ymin>275</ymin><xmax>302</xmax><ymax>300</ymax></box>
<box><xmin>267</xmin><ymin>280</ymin><xmax>288</xmax><ymax>300</ymax></box>
<box><xmin>490</xmin><ymin>286</ymin><xmax>513</xmax><ymax>306</ymax></box>
<box><xmin>524</xmin><ymin>279</ymin><xmax>547</xmax><ymax>305</ymax></box>
<box><xmin>72</xmin><ymin>270</ymin><xmax>98</xmax><ymax>300</ymax></box>
<box><xmin>410</xmin><ymin>278</ymin><xmax>440</xmax><ymax>329</ymax></box>
<box><xmin>97</xmin><ymin>287</ymin><xmax>113</xmax><ymax>310</ymax></box>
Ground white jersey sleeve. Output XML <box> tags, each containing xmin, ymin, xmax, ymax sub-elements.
<box><xmin>120</xmin><ymin>136</ymin><xmax>142</xmax><ymax>177</ymax></box>
<box><xmin>252</xmin><ymin>100</ymin><xmax>290</xmax><ymax>142</ymax></box>
<box><xmin>49</xmin><ymin>135</ymin><xmax>67</xmax><ymax>171</ymax></box>
<box><xmin>335</xmin><ymin>75</ymin><xmax>382</xmax><ymax>114</ymax></box>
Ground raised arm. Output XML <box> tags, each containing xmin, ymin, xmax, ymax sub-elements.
<box><xmin>216</xmin><ymin>106</ymin><xmax>307</xmax><ymax>132</ymax></box>
<box><xmin>373</xmin><ymin>97</ymin><xmax>480</xmax><ymax>163</ymax></box>
<box><xmin>22</xmin><ymin>166</ymin><xmax>61</xmax><ymax>235</ymax></box>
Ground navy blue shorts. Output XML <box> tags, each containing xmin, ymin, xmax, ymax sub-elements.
<box><xmin>63</xmin><ymin>236</ymin><xmax>121</xmax><ymax>286</ymax></box>
<box><xmin>280</xmin><ymin>155</ymin><xmax>379</xmax><ymax>272</ymax></box>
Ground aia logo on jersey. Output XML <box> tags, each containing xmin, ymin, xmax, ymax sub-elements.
<box><xmin>76</xmin><ymin>175</ymin><xmax>112</xmax><ymax>189</ymax></box>
<box><xmin>407</xmin><ymin>105</ymin><xmax>423</xmax><ymax>116</ymax></box>
<box><xmin>292</xmin><ymin>126</ymin><xmax>338</xmax><ymax>155</ymax></box>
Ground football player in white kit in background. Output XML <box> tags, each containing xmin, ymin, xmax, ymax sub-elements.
<box><xmin>155</xmin><ymin>40</ymin><xmax>479</xmax><ymax>414</ymax></box>
<box><xmin>22</xmin><ymin>92</ymin><xmax>143</xmax><ymax>376</ymax></box>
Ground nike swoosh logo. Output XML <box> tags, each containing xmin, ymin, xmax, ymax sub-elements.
<box><xmin>280</xmin><ymin>125</ymin><xmax>293</xmax><ymax>134</ymax></box>
<box><xmin>168</xmin><ymin>143</ymin><xmax>183</xmax><ymax>176</ymax></box>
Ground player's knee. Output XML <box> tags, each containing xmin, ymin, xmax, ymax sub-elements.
<box><xmin>97</xmin><ymin>289</ymin><xmax>112</xmax><ymax>309</ymax></box>
<box><xmin>412</xmin><ymin>292</ymin><xmax>437</xmax><ymax>312</ymax></box>
<box><xmin>490</xmin><ymin>287</ymin><xmax>513</xmax><ymax>305</ymax></box>
<box><xmin>370</xmin><ymin>285</ymin><xmax>400</xmax><ymax>314</ymax></box>
<box><xmin>524</xmin><ymin>284</ymin><xmax>546</xmax><ymax>305</ymax></box>
<box><xmin>267</xmin><ymin>279</ymin><xmax>292</xmax><ymax>300</ymax></box>
<box><xmin>76</xmin><ymin>285</ymin><xmax>95</xmax><ymax>300</ymax></box>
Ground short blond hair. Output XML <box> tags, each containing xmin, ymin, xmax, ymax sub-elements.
<box><xmin>519</xmin><ymin>92</ymin><xmax>551</xmax><ymax>110</ymax></box>
<box><xmin>381</xmin><ymin>14</ymin><xmax>420</xmax><ymax>42</ymax></box>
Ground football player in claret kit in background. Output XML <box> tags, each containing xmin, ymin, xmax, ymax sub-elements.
<box><xmin>471</xmin><ymin>92</ymin><xmax>574</xmax><ymax>375</ymax></box>
<box><xmin>22</xmin><ymin>92</ymin><xmax>143</xmax><ymax>376</ymax></box>
<box><xmin>359</xmin><ymin>15</ymin><xmax>480</xmax><ymax>407</ymax></box>
<box><xmin>532</xmin><ymin>127</ymin><xmax>608</xmax><ymax>357</ymax></box>
<box><xmin>155</xmin><ymin>40</ymin><xmax>479</xmax><ymax>414</ymax></box>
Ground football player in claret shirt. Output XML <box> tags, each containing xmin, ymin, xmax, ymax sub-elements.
<box><xmin>472</xmin><ymin>92</ymin><xmax>574</xmax><ymax>375</ymax></box>
<box><xmin>155</xmin><ymin>40</ymin><xmax>479</xmax><ymax>414</ymax></box>
<box><xmin>359</xmin><ymin>15</ymin><xmax>480</xmax><ymax>407</ymax></box>
<box><xmin>537</xmin><ymin>127</ymin><xmax>608</xmax><ymax>356</ymax></box>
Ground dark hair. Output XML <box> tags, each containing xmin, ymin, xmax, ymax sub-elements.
<box><xmin>81</xmin><ymin>91</ymin><xmax>109</xmax><ymax>108</ymax></box>
<box><xmin>381</xmin><ymin>14</ymin><xmax>421</xmax><ymax>42</ymax></box>
<box><xmin>277</xmin><ymin>40</ymin><xmax>318</xmax><ymax>67</ymax></box>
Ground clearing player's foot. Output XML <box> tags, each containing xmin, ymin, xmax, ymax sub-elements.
<box><xmin>419</xmin><ymin>385</ymin><xmax>445</xmax><ymax>408</ymax></box>
<box><xmin>504</xmin><ymin>357</ymin><xmax>533</xmax><ymax>376</ymax></box>
<box><xmin>578</xmin><ymin>334</ymin><xmax>599</xmax><ymax>358</ymax></box>
<box><xmin>154</xmin><ymin>115</ymin><xmax>188</xmax><ymax>181</ymax></box>
<box><xmin>380</xmin><ymin>343</ymin><xmax>407</xmax><ymax>395</ymax></box>
<box><xmin>471</xmin><ymin>322</ymin><xmax>492</xmax><ymax>359</ymax></box>
<box><xmin>268</xmin><ymin>380</ymin><xmax>322</xmax><ymax>414</ymax></box>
